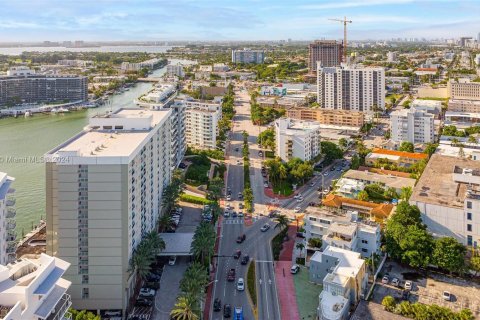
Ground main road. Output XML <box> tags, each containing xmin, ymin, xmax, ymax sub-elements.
<box><xmin>210</xmin><ymin>89</ymin><xmax>281</xmax><ymax>320</ymax></box>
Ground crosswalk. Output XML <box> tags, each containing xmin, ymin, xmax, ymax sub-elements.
<box><xmin>224</xmin><ymin>218</ymin><xmax>244</xmax><ymax>225</ymax></box>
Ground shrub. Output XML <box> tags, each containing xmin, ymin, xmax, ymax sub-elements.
<box><xmin>382</xmin><ymin>295</ymin><xmax>396</xmax><ymax>312</ymax></box>
<box><xmin>179</xmin><ymin>194</ymin><xmax>213</xmax><ymax>205</ymax></box>
<box><xmin>247</xmin><ymin>260</ymin><xmax>257</xmax><ymax>306</ymax></box>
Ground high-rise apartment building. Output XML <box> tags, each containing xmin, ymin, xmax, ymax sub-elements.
<box><xmin>274</xmin><ymin>118</ymin><xmax>321</xmax><ymax>162</ymax></box>
<box><xmin>308</xmin><ymin>40</ymin><xmax>343</xmax><ymax>72</ymax></box>
<box><xmin>0</xmin><ymin>172</ymin><xmax>16</xmax><ymax>265</ymax></box>
<box><xmin>45</xmin><ymin>108</ymin><xmax>175</xmax><ymax>314</ymax></box>
<box><xmin>231</xmin><ymin>49</ymin><xmax>265</xmax><ymax>64</ymax></box>
<box><xmin>166</xmin><ymin>64</ymin><xmax>185</xmax><ymax>77</ymax></box>
<box><xmin>387</xmin><ymin>51</ymin><xmax>397</xmax><ymax>62</ymax></box>
<box><xmin>0</xmin><ymin>70</ymin><xmax>88</xmax><ymax>106</ymax></box>
<box><xmin>390</xmin><ymin>107</ymin><xmax>435</xmax><ymax>143</ymax></box>
<box><xmin>317</xmin><ymin>63</ymin><xmax>385</xmax><ymax>113</ymax></box>
<box><xmin>448</xmin><ymin>79</ymin><xmax>480</xmax><ymax>101</ymax></box>
<box><xmin>175</xmin><ymin>99</ymin><xmax>222</xmax><ymax>150</ymax></box>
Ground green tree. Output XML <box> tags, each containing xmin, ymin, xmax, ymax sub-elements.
<box><xmin>470</xmin><ymin>256</ymin><xmax>480</xmax><ymax>276</ymax></box>
<box><xmin>275</xmin><ymin>214</ymin><xmax>290</xmax><ymax>231</ymax></box>
<box><xmin>180</xmin><ymin>262</ymin><xmax>208</xmax><ymax>304</ymax></box>
<box><xmin>308</xmin><ymin>237</ymin><xmax>322</xmax><ymax>248</ymax></box>
<box><xmin>399</xmin><ymin>141</ymin><xmax>415</xmax><ymax>153</ymax></box>
<box><xmin>320</xmin><ymin>141</ymin><xmax>344</xmax><ymax>165</ymax></box>
<box><xmin>258</xmin><ymin>128</ymin><xmax>275</xmax><ymax>151</ymax></box>
<box><xmin>423</xmin><ymin>143</ymin><xmax>438</xmax><ymax>157</ymax></box>
<box><xmin>207</xmin><ymin>177</ymin><xmax>224</xmax><ymax>201</ymax></box>
<box><xmin>399</xmin><ymin>225</ymin><xmax>434</xmax><ymax>268</ymax></box>
<box><xmin>433</xmin><ymin>237</ymin><xmax>466</xmax><ymax>274</ymax></box>
<box><xmin>350</xmin><ymin>154</ymin><xmax>361</xmax><ymax>169</ymax></box>
<box><xmin>357</xmin><ymin>190</ymin><xmax>369</xmax><ymax>201</ymax></box>
<box><xmin>382</xmin><ymin>295</ymin><xmax>396</xmax><ymax>312</ymax></box>
<box><xmin>338</xmin><ymin>138</ymin><xmax>348</xmax><ymax>149</ymax></box>
<box><xmin>158</xmin><ymin>213</ymin><xmax>174</xmax><ymax>232</ymax></box>
<box><xmin>296</xmin><ymin>242</ymin><xmax>305</xmax><ymax>258</ymax></box>
<box><xmin>170</xmin><ymin>296</ymin><xmax>199</xmax><ymax>320</ymax></box>
<box><xmin>384</xmin><ymin>187</ymin><xmax>399</xmax><ymax>200</ymax></box>
<box><xmin>190</xmin><ymin>222</ymin><xmax>216</xmax><ymax>266</ymax></box>
<box><xmin>400</xmin><ymin>186</ymin><xmax>413</xmax><ymax>201</ymax></box>
<box><xmin>69</xmin><ymin>309</ymin><xmax>101</xmax><ymax>320</ymax></box>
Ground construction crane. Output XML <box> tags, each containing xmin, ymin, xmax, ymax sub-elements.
<box><xmin>329</xmin><ymin>17</ymin><xmax>352</xmax><ymax>62</ymax></box>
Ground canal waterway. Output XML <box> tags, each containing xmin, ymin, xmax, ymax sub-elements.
<box><xmin>0</xmin><ymin>62</ymin><xmax>178</xmax><ymax>236</ymax></box>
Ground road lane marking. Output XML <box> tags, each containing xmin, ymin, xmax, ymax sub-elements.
<box><xmin>262</xmin><ymin>257</ymin><xmax>270</xmax><ymax>319</ymax></box>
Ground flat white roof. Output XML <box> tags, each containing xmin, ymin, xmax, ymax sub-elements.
<box><xmin>312</xmin><ymin>246</ymin><xmax>364</xmax><ymax>286</ymax></box>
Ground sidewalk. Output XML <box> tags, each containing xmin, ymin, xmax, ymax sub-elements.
<box><xmin>275</xmin><ymin>225</ymin><xmax>300</xmax><ymax>320</ymax></box>
<box><xmin>203</xmin><ymin>216</ymin><xmax>223</xmax><ymax>320</ymax></box>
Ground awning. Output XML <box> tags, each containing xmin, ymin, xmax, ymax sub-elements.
<box><xmin>158</xmin><ymin>233</ymin><xmax>195</xmax><ymax>256</ymax></box>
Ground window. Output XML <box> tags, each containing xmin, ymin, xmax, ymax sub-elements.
<box><xmin>467</xmin><ymin>235</ymin><xmax>473</xmax><ymax>246</ymax></box>
<box><xmin>467</xmin><ymin>224</ymin><xmax>472</xmax><ymax>232</ymax></box>
<box><xmin>82</xmin><ymin>275</ymin><xmax>89</xmax><ymax>284</ymax></box>
<box><xmin>467</xmin><ymin>201</ymin><xmax>472</xmax><ymax>209</ymax></box>
<box><xmin>362</xmin><ymin>248</ymin><xmax>368</xmax><ymax>253</ymax></box>
<box><xmin>82</xmin><ymin>288</ymin><xmax>89</xmax><ymax>299</ymax></box>
<box><xmin>467</xmin><ymin>212</ymin><xmax>472</xmax><ymax>220</ymax></box>
<box><xmin>361</xmin><ymin>239</ymin><xmax>368</xmax><ymax>244</ymax></box>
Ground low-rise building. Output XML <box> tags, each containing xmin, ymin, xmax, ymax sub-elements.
<box><xmin>322</xmin><ymin>194</ymin><xmax>394</xmax><ymax>224</ymax></box>
<box><xmin>390</xmin><ymin>108</ymin><xmax>435</xmax><ymax>143</ymax></box>
<box><xmin>213</xmin><ymin>63</ymin><xmax>229</xmax><ymax>72</ymax></box>
<box><xmin>365</xmin><ymin>148</ymin><xmax>428</xmax><ymax>168</ymax></box>
<box><xmin>287</xmin><ymin>108</ymin><xmax>364</xmax><ymax>128</ymax></box>
<box><xmin>448</xmin><ymin>79</ymin><xmax>480</xmax><ymax>101</ymax></box>
<box><xmin>0</xmin><ymin>172</ymin><xmax>16</xmax><ymax>265</ymax></box>
<box><xmin>311</xmin><ymin>247</ymin><xmax>368</xmax><ymax>320</ymax></box>
<box><xmin>335</xmin><ymin>178</ymin><xmax>366</xmax><ymax>199</ymax></box>
<box><xmin>410</xmin><ymin>99</ymin><xmax>442</xmax><ymax>118</ymax></box>
<box><xmin>410</xmin><ymin>154</ymin><xmax>480</xmax><ymax>246</ymax></box>
<box><xmin>274</xmin><ymin>118</ymin><xmax>321</xmax><ymax>162</ymax></box>
<box><xmin>448</xmin><ymin>99</ymin><xmax>480</xmax><ymax>113</ymax></box>
<box><xmin>445</xmin><ymin>111</ymin><xmax>480</xmax><ymax>126</ymax></box>
<box><xmin>120</xmin><ymin>58</ymin><xmax>163</xmax><ymax>72</ymax></box>
<box><xmin>143</xmin><ymin>83</ymin><xmax>176</xmax><ymax>103</ymax></box>
<box><xmin>0</xmin><ymin>254</ymin><xmax>72</xmax><ymax>320</ymax></box>
<box><xmin>343</xmin><ymin>169</ymin><xmax>416</xmax><ymax>194</ymax></box>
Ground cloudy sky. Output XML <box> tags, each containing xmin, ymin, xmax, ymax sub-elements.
<box><xmin>1</xmin><ymin>0</ymin><xmax>479</xmax><ymax>42</ymax></box>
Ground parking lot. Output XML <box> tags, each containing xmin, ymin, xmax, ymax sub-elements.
<box><xmin>372</xmin><ymin>260</ymin><xmax>480</xmax><ymax>317</ymax></box>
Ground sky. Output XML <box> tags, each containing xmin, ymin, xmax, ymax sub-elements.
<box><xmin>1</xmin><ymin>0</ymin><xmax>480</xmax><ymax>42</ymax></box>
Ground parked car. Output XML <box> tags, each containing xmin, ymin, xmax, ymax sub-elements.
<box><xmin>241</xmin><ymin>255</ymin><xmax>249</xmax><ymax>265</ymax></box>
<box><xmin>236</xmin><ymin>234</ymin><xmax>246</xmax><ymax>243</ymax></box>
<box><xmin>323</xmin><ymin>171</ymin><xmax>329</xmax><ymax>176</ymax></box>
<box><xmin>139</xmin><ymin>288</ymin><xmax>155</xmax><ymax>298</ymax></box>
<box><xmin>239</xmin><ymin>203</ymin><xmax>244</xmax><ymax>209</ymax></box>
<box><xmin>264</xmin><ymin>181</ymin><xmax>269</xmax><ymax>188</ymax></box>
<box><xmin>136</xmin><ymin>298</ymin><xmax>152</xmax><ymax>307</ymax></box>
<box><xmin>290</xmin><ymin>264</ymin><xmax>300</xmax><ymax>274</ymax></box>
<box><xmin>224</xmin><ymin>304</ymin><xmax>232</xmax><ymax>318</ymax></box>
<box><xmin>260</xmin><ymin>224</ymin><xmax>270</xmax><ymax>232</ymax></box>
<box><xmin>237</xmin><ymin>278</ymin><xmax>245</xmax><ymax>291</ymax></box>
<box><xmin>238</xmin><ymin>212</ymin><xmax>244</xmax><ymax>217</ymax></box>
<box><xmin>443</xmin><ymin>291</ymin><xmax>451</xmax><ymax>301</ymax></box>
<box><xmin>178</xmin><ymin>163</ymin><xmax>187</xmax><ymax>169</ymax></box>
<box><xmin>168</xmin><ymin>256</ymin><xmax>177</xmax><ymax>266</ymax></box>
<box><xmin>404</xmin><ymin>280</ymin><xmax>413</xmax><ymax>291</ymax></box>
<box><xmin>213</xmin><ymin>298</ymin><xmax>222</xmax><ymax>312</ymax></box>
<box><xmin>226</xmin><ymin>195</ymin><xmax>232</xmax><ymax>201</ymax></box>
<box><xmin>146</xmin><ymin>273</ymin><xmax>160</xmax><ymax>282</ymax></box>
<box><xmin>296</xmin><ymin>232</ymin><xmax>305</xmax><ymax>238</ymax></box>
<box><xmin>391</xmin><ymin>278</ymin><xmax>400</xmax><ymax>287</ymax></box>
<box><xmin>381</xmin><ymin>276</ymin><xmax>389</xmax><ymax>284</ymax></box>
<box><xmin>233</xmin><ymin>250</ymin><xmax>241</xmax><ymax>259</ymax></box>
<box><xmin>238</xmin><ymin>192</ymin><xmax>243</xmax><ymax>199</ymax></box>
<box><xmin>232</xmin><ymin>211</ymin><xmax>237</xmax><ymax>218</ymax></box>
<box><xmin>224</xmin><ymin>211</ymin><xmax>230</xmax><ymax>218</ymax></box>
<box><xmin>145</xmin><ymin>281</ymin><xmax>160</xmax><ymax>290</ymax></box>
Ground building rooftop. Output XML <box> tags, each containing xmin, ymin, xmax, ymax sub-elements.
<box><xmin>370</xmin><ymin>148</ymin><xmax>428</xmax><ymax>160</ymax></box>
<box><xmin>343</xmin><ymin>169</ymin><xmax>416</xmax><ymax>190</ymax></box>
<box><xmin>410</xmin><ymin>154</ymin><xmax>480</xmax><ymax>208</ymax></box>
<box><xmin>311</xmin><ymin>246</ymin><xmax>364</xmax><ymax>286</ymax></box>
<box><xmin>322</xmin><ymin>194</ymin><xmax>394</xmax><ymax>220</ymax></box>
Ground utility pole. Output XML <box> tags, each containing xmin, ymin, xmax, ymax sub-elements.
<box><xmin>329</xmin><ymin>16</ymin><xmax>352</xmax><ymax>62</ymax></box>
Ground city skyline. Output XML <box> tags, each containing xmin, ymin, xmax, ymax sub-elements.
<box><xmin>1</xmin><ymin>0</ymin><xmax>480</xmax><ymax>42</ymax></box>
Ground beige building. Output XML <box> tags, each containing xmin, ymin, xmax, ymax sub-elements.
<box><xmin>448</xmin><ymin>99</ymin><xmax>480</xmax><ymax>113</ymax></box>
<box><xmin>448</xmin><ymin>79</ymin><xmax>480</xmax><ymax>101</ymax></box>
<box><xmin>287</xmin><ymin>108</ymin><xmax>364</xmax><ymax>128</ymax></box>
<box><xmin>45</xmin><ymin>108</ymin><xmax>174</xmax><ymax>314</ymax></box>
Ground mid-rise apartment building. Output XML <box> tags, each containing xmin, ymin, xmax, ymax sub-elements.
<box><xmin>387</xmin><ymin>51</ymin><xmax>397</xmax><ymax>63</ymax></box>
<box><xmin>120</xmin><ymin>58</ymin><xmax>163</xmax><ymax>72</ymax></box>
<box><xmin>286</xmin><ymin>108</ymin><xmax>364</xmax><ymax>128</ymax></box>
<box><xmin>274</xmin><ymin>118</ymin><xmax>321</xmax><ymax>162</ymax></box>
<box><xmin>317</xmin><ymin>64</ymin><xmax>385</xmax><ymax>113</ymax></box>
<box><xmin>410</xmin><ymin>154</ymin><xmax>480</xmax><ymax>246</ymax></box>
<box><xmin>166</xmin><ymin>64</ymin><xmax>185</xmax><ymax>78</ymax></box>
<box><xmin>308</xmin><ymin>40</ymin><xmax>343</xmax><ymax>72</ymax></box>
<box><xmin>304</xmin><ymin>208</ymin><xmax>381</xmax><ymax>259</ymax></box>
<box><xmin>45</xmin><ymin>108</ymin><xmax>174</xmax><ymax>314</ymax></box>
<box><xmin>448</xmin><ymin>99</ymin><xmax>480</xmax><ymax>113</ymax></box>
<box><xmin>0</xmin><ymin>254</ymin><xmax>72</xmax><ymax>320</ymax></box>
<box><xmin>58</xmin><ymin>60</ymin><xmax>93</xmax><ymax>68</ymax></box>
<box><xmin>231</xmin><ymin>49</ymin><xmax>265</xmax><ymax>64</ymax></box>
<box><xmin>310</xmin><ymin>247</ymin><xmax>368</xmax><ymax>320</ymax></box>
<box><xmin>448</xmin><ymin>79</ymin><xmax>480</xmax><ymax>101</ymax></box>
<box><xmin>0</xmin><ymin>73</ymin><xmax>88</xmax><ymax>106</ymax></box>
<box><xmin>0</xmin><ymin>172</ymin><xmax>16</xmax><ymax>266</ymax></box>
<box><xmin>390</xmin><ymin>107</ymin><xmax>435</xmax><ymax>143</ymax></box>
<box><xmin>176</xmin><ymin>99</ymin><xmax>222</xmax><ymax>150</ymax></box>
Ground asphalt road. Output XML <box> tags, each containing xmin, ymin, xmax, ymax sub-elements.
<box><xmin>210</xmin><ymin>89</ymin><xmax>281</xmax><ymax>320</ymax></box>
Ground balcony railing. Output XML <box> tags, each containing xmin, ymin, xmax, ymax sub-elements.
<box><xmin>46</xmin><ymin>293</ymin><xmax>72</xmax><ymax>320</ymax></box>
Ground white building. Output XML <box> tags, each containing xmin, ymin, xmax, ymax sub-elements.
<box><xmin>175</xmin><ymin>99</ymin><xmax>222</xmax><ymax>150</ymax></box>
<box><xmin>317</xmin><ymin>63</ymin><xmax>385</xmax><ymax>113</ymax></box>
<box><xmin>310</xmin><ymin>247</ymin><xmax>368</xmax><ymax>320</ymax></box>
<box><xmin>213</xmin><ymin>63</ymin><xmax>229</xmax><ymax>72</ymax></box>
<box><xmin>143</xmin><ymin>83</ymin><xmax>176</xmax><ymax>103</ymax></box>
<box><xmin>0</xmin><ymin>254</ymin><xmax>72</xmax><ymax>320</ymax></box>
<box><xmin>58</xmin><ymin>60</ymin><xmax>93</xmax><ymax>68</ymax></box>
<box><xmin>45</xmin><ymin>108</ymin><xmax>174</xmax><ymax>313</ymax></box>
<box><xmin>410</xmin><ymin>154</ymin><xmax>480</xmax><ymax>246</ymax></box>
<box><xmin>120</xmin><ymin>58</ymin><xmax>162</xmax><ymax>72</ymax></box>
<box><xmin>448</xmin><ymin>79</ymin><xmax>480</xmax><ymax>101</ymax></box>
<box><xmin>166</xmin><ymin>64</ymin><xmax>185</xmax><ymax>77</ymax></box>
<box><xmin>411</xmin><ymin>99</ymin><xmax>442</xmax><ymax>117</ymax></box>
<box><xmin>274</xmin><ymin>118</ymin><xmax>321</xmax><ymax>162</ymax></box>
<box><xmin>387</xmin><ymin>51</ymin><xmax>397</xmax><ymax>62</ymax></box>
<box><xmin>6</xmin><ymin>67</ymin><xmax>35</xmax><ymax>76</ymax></box>
<box><xmin>304</xmin><ymin>208</ymin><xmax>381</xmax><ymax>259</ymax></box>
<box><xmin>390</xmin><ymin>107</ymin><xmax>435</xmax><ymax>143</ymax></box>
<box><xmin>231</xmin><ymin>49</ymin><xmax>265</xmax><ymax>64</ymax></box>
<box><xmin>0</xmin><ymin>172</ymin><xmax>16</xmax><ymax>265</ymax></box>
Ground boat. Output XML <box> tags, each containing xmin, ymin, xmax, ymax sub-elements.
<box><xmin>24</xmin><ymin>111</ymin><xmax>31</xmax><ymax>117</ymax></box>
<box><xmin>50</xmin><ymin>108</ymin><xmax>58</xmax><ymax>114</ymax></box>
<box><xmin>58</xmin><ymin>107</ymin><xmax>70</xmax><ymax>113</ymax></box>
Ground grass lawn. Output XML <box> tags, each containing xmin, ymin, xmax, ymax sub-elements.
<box><xmin>272</xmin><ymin>180</ymin><xmax>293</xmax><ymax>196</ymax></box>
<box><xmin>293</xmin><ymin>266</ymin><xmax>323</xmax><ymax>320</ymax></box>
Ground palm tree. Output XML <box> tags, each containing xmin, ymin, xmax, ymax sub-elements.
<box><xmin>400</xmin><ymin>186</ymin><xmax>413</xmax><ymax>201</ymax></box>
<box><xmin>144</xmin><ymin>230</ymin><xmax>166</xmax><ymax>254</ymax></box>
<box><xmin>131</xmin><ymin>244</ymin><xmax>154</xmax><ymax>280</ymax></box>
<box><xmin>275</xmin><ymin>214</ymin><xmax>290</xmax><ymax>231</ymax></box>
<box><xmin>207</xmin><ymin>177</ymin><xmax>224</xmax><ymax>201</ymax></box>
<box><xmin>170</xmin><ymin>296</ymin><xmax>199</xmax><ymax>320</ymax></box>
<box><xmin>296</xmin><ymin>242</ymin><xmax>305</xmax><ymax>258</ymax></box>
<box><xmin>468</xmin><ymin>135</ymin><xmax>477</xmax><ymax>145</ymax></box>
<box><xmin>278</xmin><ymin>164</ymin><xmax>288</xmax><ymax>182</ymax></box>
<box><xmin>180</xmin><ymin>262</ymin><xmax>208</xmax><ymax>303</ymax></box>
<box><xmin>451</xmin><ymin>137</ymin><xmax>459</xmax><ymax>147</ymax></box>
<box><xmin>158</xmin><ymin>213</ymin><xmax>174</xmax><ymax>232</ymax></box>
<box><xmin>190</xmin><ymin>223</ymin><xmax>216</xmax><ymax>266</ymax></box>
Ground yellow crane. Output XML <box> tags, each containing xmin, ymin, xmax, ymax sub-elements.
<box><xmin>329</xmin><ymin>16</ymin><xmax>352</xmax><ymax>62</ymax></box>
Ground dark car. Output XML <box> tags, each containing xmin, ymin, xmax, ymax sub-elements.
<box><xmin>402</xmin><ymin>290</ymin><xmax>410</xmax><ymax>301</ymax></box>
<box><xmin>330</xmin><ymin>166</ymin><xmax>336</xmax><ymax>171</ymax></box>
<box><xmin>146</xmin><ymin>274</ymin><xmax>160</xmax><ymax>282</ymax></box>
<box><xmin>178</xmin><ymin>163</ymin><xmax>187</xmax><ymax>169</ymax></box>
<box><xmin>308</xmin><ymin>202</ymin><xmax>316</xmax><ymax>206</ymax></box>
<box><xmin>224</xmin><ymin>304</ymin><xmax>232</xmax><ymax>318</ymax></box>
<box><xmin>241</xmin><ymin>255</ymin><xmax>249</xmax><ymax>265</ymax></box>
<box><xmin>296</xmin><ymin>232</ymin><xmax>305</xmax><ymax>238</ymax></box>
<box><xmin>233</xmin><ymin>250</ymin><xmax>241</xmax><ymax>259</ymax></box>
<box><xmin>213</xmin><ymin>298</ymin><xmax>222</xmax><ymax>312</ymax></box>
<box><xmin>145</xmin><ymin>281</ymin><xmax>160</xmax><ymax>290</ymax></box>
<box><xmin>236</xmin><ymin>234</ymin><xmax>246</xmax><ymax>243</ymax></box>
<box><xmin>136</xmin><ymin>298</ymin><xmax>152</xmax><ymax>307</ymax></box>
